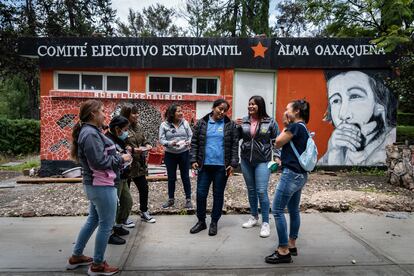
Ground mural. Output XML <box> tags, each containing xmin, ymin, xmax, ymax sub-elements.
<box><xmin>40</xmin><ymin>97</ymin><xmax>196</xmax><ymax>161</ymax></box>
<box><xmin>318</xmin><ymin>70</ymin><xmax>397</xmax><ymax>166</ymax></box>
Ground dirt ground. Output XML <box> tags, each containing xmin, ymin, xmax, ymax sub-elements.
<box><xmin>0</xmin><ymin>171</ymin><xmax>413</xmax><ymax>217</ymax></box>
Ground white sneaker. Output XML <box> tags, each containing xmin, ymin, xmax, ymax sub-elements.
<box><xmin>141</xmin><ymin>211</ymin><xmax>156</xmax><ymax>223</ymax></box>
<box><xmin>123</xmin><ymin>218</ymin><xmax>135</xmax><ymax>228</ymax></box>
<box><xmin>242</xmin><ymin>216</ymin><xmax>259</xmax><ymax>228</ymax></box>
<box><xmin>260</xmin><ymin>222</ymin><xmax>270</xmax><ymax>238</ymax></box>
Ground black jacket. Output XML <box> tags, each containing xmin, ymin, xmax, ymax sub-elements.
<box><xmin>105</xmin><ymin>131</ymin><xmax>130</xmax><ymax>180</ymax></box>
<box><xmin>190</xmin><ymin>113</ymin><xmax>239</xmax><ymax>168</ymax></box>
<box><xmin>238</xmin><ymin>116</ymin><xmax>280</xmax><ymax>163</ymax></box>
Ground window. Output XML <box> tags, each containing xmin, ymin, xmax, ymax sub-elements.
<box><xmin>55</xmin><ymin>72</ymin><xmax>129</xmax><ymax>92</ymax></box>
<box><xmin>82</xmin><ymin>74</ymin><xmax>102</xmax><ymax>90</ymax></box>
<box><xmin>172</xmin><ymin>77</ymin><xmax>192</xmax><ymax>93</ymax></box>
<box><xmin>58</xmin><ymin>74</ymin><xmax>79</xmax><ymax>90</ymax></box>
<box><xmin>196</xmin><ymin>78</ymin><xmax>218</xmax><ymax>94</ymax></box>
<box><xmin>149</xmin><ymin>77</ymin><xmax>169</xmax><ymax>92</ymax></box>
<box><xmin>148</xmin><ymin>76</ymin><xmax>219</xmax><ymax>94</ymax></box>
<box><xmin>107</xmin><ymin>76</ymin><xmax>128</xmax><ymax>91</ymax></box>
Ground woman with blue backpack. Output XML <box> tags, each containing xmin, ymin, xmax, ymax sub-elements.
<box><xmin>265</xmin><ymin>99</ymin><xmax>316</xmax><ymax>265</ymax></box>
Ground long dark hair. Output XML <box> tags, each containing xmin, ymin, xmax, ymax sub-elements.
<box><xmin>249</xmin><ymin>95</ymin><xmax>269</xmax><ymax>119</ymax></box>
<box><xmin>71</xmin><ymin>100</ymin><xmax>103</xmax><ymax>162</ymax></box>
<box><xmin>290</xmin><ymin>99</ymin><xmax>310</xmax><ymax>124</ymax></box>
<box><xmin>109</xmin><ymin>115</ymin><xmax>129</xmax><ymax>134</ymax></box>
<box><xmin>164</xmin><ymin>103</ymin><xmax>181</xmax><ymax>123</ymax></box>
<box><xmin>120</xmin><ymin>104</ymin><xmax>139</xmax><ymax>122</ymax></box>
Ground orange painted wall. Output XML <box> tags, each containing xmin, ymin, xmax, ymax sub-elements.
<box><xmin>276</xmin><ymin>69</ymin><xmax>334</xmax><ymax>158</ymax></box>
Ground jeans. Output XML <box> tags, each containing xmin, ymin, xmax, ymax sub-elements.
<box><xmin>129</xmin><ymin>175</ymin><xmax>149</xmax><ymax>212</ymax></box>
<box><xmin>116</xmin><ymin>179</ymin><xmax>132</xmax><ymax>224</ymax></box>
<box><xmin>164</xmin><ymin>151</ymin><xmax>191</xmax><ymax>199</ymax></box>
<box><xmin>240</xmin><ymin>159</ymin><xmax>271</xmax><ymax>223</ymax></box>
<box><xmin>196</xmin><ymin>165</ymin><xmax>227</xmax><ymax>223</ymax></box>
<box><xmin>73</xmin><ymin>185</ymin><xmax>117</xmax><ymax>264</ymax></box>
<box><xmin>272</xmin><ymin>167</ymin><xmax>308</xmax><ymax>247</ymax></box>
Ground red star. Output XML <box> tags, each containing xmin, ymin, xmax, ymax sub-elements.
<box><xmin>251</xmin><ymin>42</ymin><xmax>268</xmax><ymax>58</ymax></box>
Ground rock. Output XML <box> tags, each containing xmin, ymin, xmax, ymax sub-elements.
<box><xmin>21</xmin><ymin>211</ymin><xmax>36</xmax><ymax>217</ymax></box>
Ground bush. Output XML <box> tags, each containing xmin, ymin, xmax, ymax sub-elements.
<box><xmin>397</xmin><ymin>112</ymin><xmax>414</xmax><ymax>126</ymax></box>
<box><xmin>0</xmin><ymin>119</ymin><xmax>40</xmax><ymax>155</ymax></box>
<box><xmin>397</xmin><ymin>125</ymin><xmax>414</xmax><ymax>143</ymax></box>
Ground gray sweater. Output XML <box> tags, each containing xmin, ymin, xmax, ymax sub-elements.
<box><xmin>78</xmin><ymin>124</ymin><xmax>123</xmax><ymax>186</ymax></box>
<box><xmin>159</xmin><ymin>119</ymin><xmax>193</xmax><ymax>154</ymax></box>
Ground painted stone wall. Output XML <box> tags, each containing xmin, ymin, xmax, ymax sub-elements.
<box><xmin>40</xmin><ymin>97</ymin><xmax>196</xmax><ymax>161</ymax></box>
<box><xmin>386</xmin><ymin>144</ymin><xmax>414</xmax><ymax>190</ymax></box>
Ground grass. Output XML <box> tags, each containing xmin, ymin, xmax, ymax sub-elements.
<box><xmin>347</xmin><ymin>167</ymin><xmax>386</xmax><ymax>177</ymax></box>
<box><xmin>397</xmin><ymin>125</ymin><xmax>414</xmax><ymax>143</ymax></box>
<box><xmin>0</xmin><ymin>155</ymin><xmax>40</xmax><ymax>172</ymax></box>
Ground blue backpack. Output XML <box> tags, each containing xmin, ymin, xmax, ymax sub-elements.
<box><xmin>289</xmin><ymin>123</ymin><xmax>318</xmax><ymax>172</ymax></box>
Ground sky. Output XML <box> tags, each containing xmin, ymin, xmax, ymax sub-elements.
<box><xmin>112</xmin><ymin>0</ymin><xmax>281</xmax><ymax>28</ymax></box>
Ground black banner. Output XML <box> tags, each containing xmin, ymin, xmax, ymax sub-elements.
<box><xmin>18</xmin><ymin>37</ymin><xmax>394</xmax><ymax>69</ymax></box>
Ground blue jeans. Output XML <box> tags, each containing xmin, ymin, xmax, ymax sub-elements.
<box><xmin>164</xmin><ymin>151</ymin><xmax>191</xmax><ymax>199</ymax></box>
<box><xmin>73</xmin><ymin>185</ymin><xmax>117</xmax><ymax>264</ymax></box>
<box><xmin>272</xmin><ymin>167</ymin><xmax>308</xmax><ymax>247</ymax></box>
<box><xmin>196</xmin><ymin>165</ymin><xmax>227</xmax><ymax>223</ymax></box>
<box><xmin>240</xmin><ymin>159</ymin><xmax>271</xmax><ymax>223</ymax></box>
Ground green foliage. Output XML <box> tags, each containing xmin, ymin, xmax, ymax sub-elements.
<box><xmin>116</xmin><ymin>4</ymin><xmax>182</xmax><ymax>37</ymax></box>
<box><xmin>0</xmin><ymin>75</ymin><xmax>30</xmax><ymax>119</ymax></box>
<box><xmin>397</xmin><ymin>112</ymin><xmax>414</xmax><ymax>126</ymax></box>
<box><xmin>0</xmin><ymin>156</ymin><xmax>40</xmax><ymax>172</ymax></box>
<box><xmin>397</xmin><ymin>125</ymin><xmax>414</xmax><ymax>143</ymax></box>
<box><xmin>0</xmin><ymin>119</ymin><xmax>40</xmax><ymax>155</ymax></box>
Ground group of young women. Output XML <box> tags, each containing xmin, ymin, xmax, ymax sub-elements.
<box><xmin>66</xmin><ymin>96</ymin><xmax>312</xmax><ymax>275</ymax></box>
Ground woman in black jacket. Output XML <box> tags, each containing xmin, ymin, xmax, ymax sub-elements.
<box><xmin>236</xmin><ymin>95</ymin><xmax>280</xmax><ymax>238</ymax></box>
<box><xmin>189</xmin><ymin>99</ymin><xmax>239</xmax><ymax>236</ymax></box>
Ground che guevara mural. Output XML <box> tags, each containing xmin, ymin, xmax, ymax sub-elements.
<box><xmin>318</xmin><ymin>70</ymin><xmax>397</xmax><ymax>166</ymax></box>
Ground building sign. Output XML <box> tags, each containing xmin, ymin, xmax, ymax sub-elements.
<box><xmin>18</xmin><ymin>37</ymin><xmax>394</xmax><ymax>69</ymax></box>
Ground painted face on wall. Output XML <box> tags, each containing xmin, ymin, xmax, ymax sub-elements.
<box><xmin>327</xmin><ymin>71</ymin><xmax>376</xmax><ymax>128</ymax></box>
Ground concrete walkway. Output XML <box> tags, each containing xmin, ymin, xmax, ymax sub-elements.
<box><xmin>0</xmin><ymin>213</ymin><xmax>413</xmax><ymax>275</ymax></box>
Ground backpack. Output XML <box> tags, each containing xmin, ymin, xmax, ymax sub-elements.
<box><xmin>289</xmin><ymin>123</ymin><xmax>318</xmax><ymax>172</ymax></box>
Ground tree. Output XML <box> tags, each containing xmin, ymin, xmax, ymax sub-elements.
<box><xmin>180</xmin><ymin>0</ymin><xmax>213</xmax><ymax>37</ymax></box>
<box><xmin>274</xmin><ymin>0</ymin><xmax>307</xmax><ymax>37</ymax></box>
<box><xmin>92</xmin><ymin>0</ymin><xmax>117</xmax><ymax>36</ymax></box>
<box><xmin>206</xmin><ymin>0</ymin><xmax>270</xmax><ymax>37</ymax></box>
<box><xmin>116</xmin><ymin>4</ymin><xmax>183</xmax><ymax>37</ymax></box>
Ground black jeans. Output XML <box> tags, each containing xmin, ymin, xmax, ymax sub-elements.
<box><xmin>196</xmin><ymin>165</ymin><xmax>227</xmax><ymax>223</ymax></box>
<box><xmin>128</xmin><ymin>175</ymin><xmax>149</xmax><ymax>213</ymax></box>
<box><xmin>164</xmin><ymin>151</ymin><xmax>191</xmax><ymax>199</ymax></box>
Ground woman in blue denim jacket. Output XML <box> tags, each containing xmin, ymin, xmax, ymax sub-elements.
<box><xmin>265</xmin><ymin>99</ymin><xmax>310</xmax><ymax>265</ymax></box>
<box><xmin>236</xmin><ymin>95</ymin><xmax>280</xmax><ymax>238</ymax></box>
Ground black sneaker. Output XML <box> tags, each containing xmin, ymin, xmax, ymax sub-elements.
<box><xmin>209</xmin><ymin>222</ymin><xmax>217</xmax><ymax>236</ymax></box>
<box><xmin>162</xmin><ymin>198</ymin><xmax>174</xmax><ymax>208</ymax></box>
<box><xmin>265</xmin><ymin>252</ymin><xmax>292</xmax><ymax>264</ymax></box>
<box><xmin>113</xmin><ymin>226</ymin><xmax>129</xmax><ymax>236</ymax></box>
<box><xmin>190</xmin><ymin>221</ymin><xmax>207</xmax><ymax>234</ymax></box>
<box><xmin>108</xmin><ymin>234</ymin><xmax>126</xmax><ymax>245</ymax></box>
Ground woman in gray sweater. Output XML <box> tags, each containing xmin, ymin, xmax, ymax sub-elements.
<box><xmin>159</xmin><ymin>103</ymin><xmax>193</xmax><ymax>209</ymax></box>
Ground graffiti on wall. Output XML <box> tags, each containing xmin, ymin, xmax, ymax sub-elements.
<box><xmin>318</xmin><ymin>70</ymin><xmax>397</xmax><ymax>166</ymax></box>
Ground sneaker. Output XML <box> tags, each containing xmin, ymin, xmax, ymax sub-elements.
<box><xmin>242</xmin><ymin>216</ymin><xmax>259</xmax><ymax>228</ymax></box>
<box><xmin>123</xmin><ymin>218</ymin><xmax>135</xmax><ymax>228</ymax></box>
<box><xmin>162</xmin><ymin>198</ymin><xmax>174</xmax><ymax>208</ymax></box>
<box><xmin>141</xmin><ymin>211</ymin><xmax>156</xmax><ymax>223</ymax></box>
<box><xmin>260</xmin><ymin>222</ymin><xmax>270</xmax><ymax>238</ymax></box>
<box><xmin>108</xmin><ymin>233</ymin><xmax>125</xmax><ymax>245</ymax></box>
<box><xmin>184</xmin><ymin>199</ymin><xmax>193</xmax><ymax>209</ymax></box>
<box><xmin>66</xmin><ymin>255</ymin><xmax>93</xmax><ymax>270</ymax></box>
<box><xmin>88</xmin><ymin>261</ymin><xmax>119</xmax><ymax>276</ymax></box>
<box><xmin>113</xmin><ymin>226</ymin><xmax>129</xmax><ymax>236</ymax></box>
